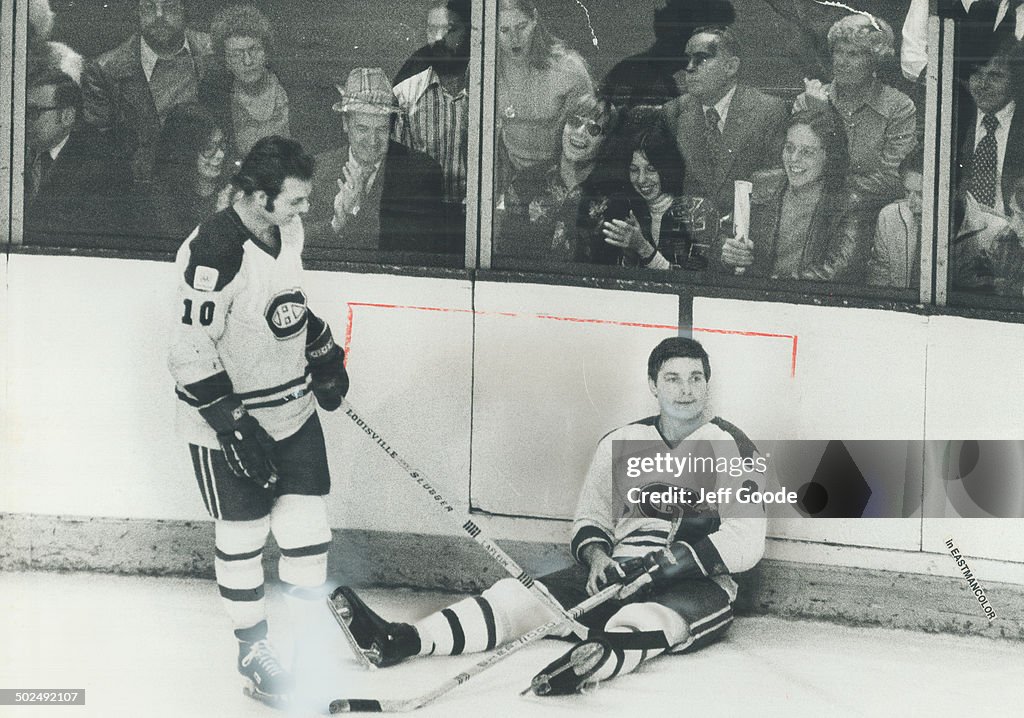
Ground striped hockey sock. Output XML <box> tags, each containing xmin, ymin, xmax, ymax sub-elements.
<box><xmin>271</xmin><ymin>495</ymin><xmax>331</xmax><ymax>589</ymax></box>
<box><xmin>413</xmin><ymin>577</ymin><xmax>551</xmax><ymax>656</ymax></box>
<box><xmin>414</xmin><ymin>596</ymin><xmax>500</xmax><ymax>656</ymax></box>
<box><xmin>215</xmin><ymin>517</ymin><xmax>271</xmax><ymax>632</ymax></box>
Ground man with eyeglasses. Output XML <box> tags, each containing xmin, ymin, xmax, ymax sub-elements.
<box><xmin>662</xmin><ymin>25</ymin><xmax>788</xmax><ymax>218</ymax></box>
<box><xmin>82</xmin><ymin>0</ymin><xmax>214</xmax><ymax>186</ymax></box>
<box><xmin>24</xmin><ymin>68</ymin><xmax>131</xmax><ymax>245</ymax></box>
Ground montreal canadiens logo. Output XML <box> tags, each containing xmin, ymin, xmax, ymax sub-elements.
<box><xmin>265</xmin><ymin>289</ymin><xmax>308</xmax><ymax>339</ymax></box>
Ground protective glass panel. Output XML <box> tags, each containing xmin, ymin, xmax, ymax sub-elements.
<box><xmin>946</xmin><ymin>2</ymin><xmax>1024</xmax><ymax>309</ymax></box>
<box><xmin>488</xmin><ymin>0</ymin><xmax>922</xmax><ymax>303</ymax></box>
<box><xmin>23</xmin><ymin>0</ymin><xmax>474</xmax><ymax>265</ymax></box>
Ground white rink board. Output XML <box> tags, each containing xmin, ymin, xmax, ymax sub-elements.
<box><xmin>3</xmin><ymin>254</ymin><xmax>189</xmax><ymax>519</ymax></box>
<box><xmin>3</xmin><ymin>252</ymin><xmax>1023</xmax><ymax>570</ymax></box>
<box><xmin>924</xmin><ymin>314</ymin><xmax>1024</xmax><ymax>440</ymax></box>
<box><xmin>0</xmin><ymin>254</ymin><xmax>476</xmax><ymax>534</ymax></box>
<box><xmin>304</xmin><ymin>270</ymin><xmax>475</xmax><ymax>534</ymax></box>
<box><xmin>470</xmin><ymin>281</ymin><xmax>678</xmax><ymax>519</ymax></box>
<box><xmin>920</xmin><ymin>316</ymin><xmax>1024</xmax><ymax>564</ymax></box>
<box><xmin>694</xmin><ymin>297</ymin><xmax>928</xmax><ymax>551</ymax></box>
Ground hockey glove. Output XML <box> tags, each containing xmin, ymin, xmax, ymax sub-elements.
<box><xmin>198</xmin><ymin>395</ymin><xmax>278</xmax><ymax>489</ymax></box>
<box><xmin>306</xmin><ymin>317</ymin><xmax>349</xmax><ymax>411</ymax></box>
<box><xmin>640</xmin><ymin>541</ymin><xmax>714</xmax><ymax>589</ymax></box>
<box><xmin>595</xmin><ymin>556</ymin><xmax>647</xmax><ymax>591</ymax></box>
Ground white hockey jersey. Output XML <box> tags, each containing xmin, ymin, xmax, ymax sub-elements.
<box><xmin>570</xmin><ymin>416</ymin><xmax>768</xmax><ymax>601</ymax></box>
<box><xmin>168</xmin><ymin>207</ymin><xmax>315</xmax><ymax>447</ymax></box>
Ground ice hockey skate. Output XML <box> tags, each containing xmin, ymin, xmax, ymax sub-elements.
<box><xmin>238</xmin><ymin>638</ymin><xmax>293</xmax><ymax>708</ymax></box>
<box><xmin>327</xmin><ymin>587</ymin><xmax>419</xmax><ymax>668</ymax></box>
<box><xmin>528</xmin><ymin>637</ymin><xmax>612</xmax><ymax>696</ymax></box>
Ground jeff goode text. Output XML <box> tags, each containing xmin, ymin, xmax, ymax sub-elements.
<box><xmin>626</xmin><ymin>485</ymin><xmax>797</xmax><ymax>506</ymax></box>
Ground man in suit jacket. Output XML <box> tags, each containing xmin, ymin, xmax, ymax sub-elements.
<box><xmin>307</xmin><ymin>68</ymin><xmax>446</xmax><ymax>254</ymax></box>
<box><xmin>82</xmin><ymin>0</ymin><xmax>212</xmax><ymax>185</ymax></box>
<box><xmin>24</xmin><ymin>69</ymin><xmax>133</xmax><ymax>246</ymax></box>
<box><xmin>956</xmin><ymin>42</ymin><xmax>1024</xmax><ymax>216</ymax></box>
<box><xmin>661</xmin><ymin>26</ymin><xmax>789</xmax><ymax>217</ymax></box>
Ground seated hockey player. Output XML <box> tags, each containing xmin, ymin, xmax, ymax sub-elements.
<box><xmin>168</xmin><ymin>136</ymin><xmax>349</xmax><ymax>707</ymax></box>
<box><xmin>332</xmin><ymin>336</ymin><xmax>767</xmax><ymax>694</ymax></box>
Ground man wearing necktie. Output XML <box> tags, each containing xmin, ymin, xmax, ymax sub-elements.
<box><xmin>662</xmin><ymin>26</ymin><xmax>789</xmax><ymax>217</ymax></box>
<box><xmin>24</xmin><ymin>68</ymin><xmax>130</xmax><ymax>245</ymax></box>
<box><xmin>958</xmin><ymin>41</ymin><xmax>1024</xmax><ymax>215</ymax></box>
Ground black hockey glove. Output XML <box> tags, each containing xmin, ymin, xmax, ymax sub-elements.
<box><xmin>640</xmin><ymin>541</ymin><xmax>711</xmax><ymax>588</ymax></box>
<box><xmin>595</xmin><ymin>556</ymin><xmax>648</xmax><ymax>591</ymax></box>
<box><xmin>198</xmin><ymin>396</ymin><xmax>278</xmax><ymax>489</ymax></box>
<box><xmin>306</xmin><ymin>317</ymin><xmax>348</xmax><ymax>411</ymax></box>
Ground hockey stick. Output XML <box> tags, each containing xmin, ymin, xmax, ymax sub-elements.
<box><xmin>327</xmin><ymin>574</ymin><xmax>657</xmax><ymax>713</ymax></box>
<box><xmin>340</xmin><ymin>399</ymin><xmax>589</xmax><ymax>638</ymax></box>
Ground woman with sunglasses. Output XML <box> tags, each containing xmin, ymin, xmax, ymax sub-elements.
<box><xmin>496</xmin><ymin>93</ymin><xmax>615</xmax><ymax>259</ymax></box>
<box><xmin>596</xmin><ymin>115</ymin><xmax>719</xmax><ymax>269</ymax></box>
<box><xmin>146</xmin><ymin>102</ymin><xmax>236</xmax><ymax>242</ymax></box>
<box><xmin>201</xmin><ymin>5</ymin><xmax>289</xmax><ymax>158</ymax></box>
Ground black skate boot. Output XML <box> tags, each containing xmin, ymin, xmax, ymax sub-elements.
<box><xmin>529</xmin><ymin>637</ymin><xmax>614</xmax><ymax>696</ymax></box>
<box><xmin>327</xmin><ymin>587</ymin><xmax>419</xmax><ymax>668</ymax></box>
<box><xmin>238</xmin><ymin>638</ymin><xmax>293</xmax><ymax>708</ymax></box>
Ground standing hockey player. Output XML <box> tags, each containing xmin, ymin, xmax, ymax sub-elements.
<box><xmin>332</xmin><ymin>337</ymin><xmax>766</xmax><ymax>693</ymax></box>
<box><xmin>168</xmin><ymin>136</ymin><xmax>348</xmax><ymax>707</ymax></box>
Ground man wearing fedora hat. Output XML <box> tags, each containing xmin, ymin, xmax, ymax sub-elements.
<box><xmin>307</xmin><ymin>67</ymin><xmax>445</xmax><ymax>253</ymax></box>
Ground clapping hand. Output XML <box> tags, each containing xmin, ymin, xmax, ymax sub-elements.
<box><xmin>332</xmin><ymin>161</ymin><xmax>367</xmax><ymax>222</ymax></box>
<box><xmin>602</xmin><ymin>211</ymin><xmax>652</xmax><ymax>257</ymax></box>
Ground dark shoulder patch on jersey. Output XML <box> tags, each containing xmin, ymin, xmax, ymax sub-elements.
<box><xmin>711</xmin><ymin>417</ymin><xmax>759</xmax><ymax>459</ymax></box>
<box><xmin>596</xmin><ymin>415</ymin><xmax>659</xmax><ymax>444</ymax></box>
<box><xmin>183</xmin><ymin>210</ymin><xmax>248</xmax><ymax>291</ymax></box>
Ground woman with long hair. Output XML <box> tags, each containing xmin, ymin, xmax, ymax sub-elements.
<box><xmin>495</xmin><ymin>0</ymin><xmax>593</xmax><ymax>178</ymax></box>
<box><xmin>597</xmin><ymin>116</ymin><xmax>719</xmax><ymax>270</ymax></box>
<box><xmin>150</xmin><ymin>102</ymin><xmax>234</xmax><ymax>239</ymax></box>
<box><xmin>716</xmin><ymin>110</ymin><xmax>872</xmax><ymax>281</ymax></box>
<box><xmin>496</xmin><ymin>93</ymin><xmax>616</xmax><ymax>259</ymax></box>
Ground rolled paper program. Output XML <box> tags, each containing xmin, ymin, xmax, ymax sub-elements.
<box><xmin>733</xmin><ymin>180</ymin><xmax>753</xmax><ymax>275</ymax></box>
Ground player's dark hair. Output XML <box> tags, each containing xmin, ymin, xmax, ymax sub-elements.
<box><xmin>648</xmin><ymin>337</ymin><xmax>711</xmax><ymax>382</ymax></box>
<box><xmin>234</xmin><ymin>135</ymin><xmax>314</xmax><ymax>203</ymax></box>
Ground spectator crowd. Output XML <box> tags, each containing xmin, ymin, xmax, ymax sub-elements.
<box><xmin>20</xmin><ymin>0</ymin><xmax>1024</xmax><ymax>296</ymax></box>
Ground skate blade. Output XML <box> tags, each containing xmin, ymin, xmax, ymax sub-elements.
<box><xmin>242</xmin><ymin>678</ymin><xmax>291</xmax><ymax>709</ymax></box>
<box><xmin>326</xmin><ymin>594</ymin><xmax>376</xmax><ymax>670</ymax></box>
